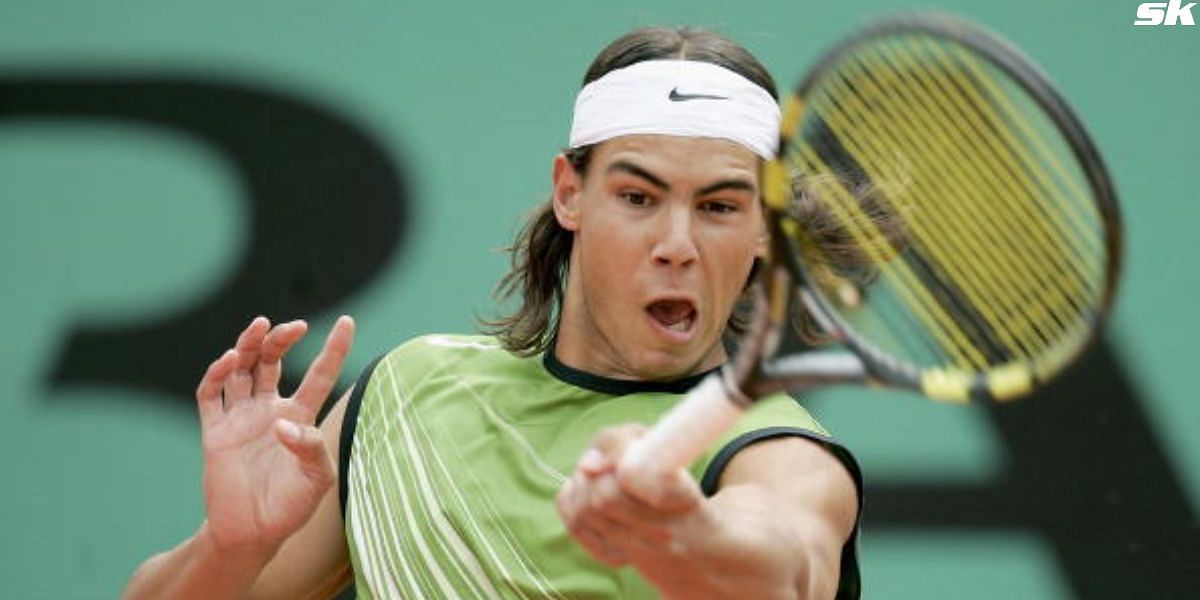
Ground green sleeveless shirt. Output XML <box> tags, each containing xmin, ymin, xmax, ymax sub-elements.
<box><xmin>338</xmin><ymin>334</ymin><xmax>862</xmax><ymax>598</ymax></box>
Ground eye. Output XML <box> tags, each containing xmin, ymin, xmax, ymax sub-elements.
<box><xmin>619</xmin><ymin>190</ymin><xmax>650</xmax><ymax>206</ymax></box>
<box><xmin>700</xmin><ymin>200</ymin><xmax>738</xmax><ymax>214</ymax></box>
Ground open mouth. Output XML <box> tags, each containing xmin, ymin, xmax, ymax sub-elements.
<box><xmin>646</xmin><ymin>299</ymin><xmax>697</xmax><ymax>335</ymax></box>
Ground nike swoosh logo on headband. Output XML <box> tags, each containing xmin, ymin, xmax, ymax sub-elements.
<box><xmin>668</xmin><ymin>87</ymin><xmax>729</xmax><ymax>102</ymax></box>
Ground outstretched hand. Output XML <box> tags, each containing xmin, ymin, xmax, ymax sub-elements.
<box><xmin>195</xmin><ymin>315</ymin><xmax>355</xmax><ymax>554</ymax></box>
<box><xmin>555</xmin><ymin>424</ymin><xmax>708</xmax><ymax>569</ymax></box>
<box><xmin>557</xmin><ymin>424</ymin><xmax>841</xmax><ymax>599</ymax></box>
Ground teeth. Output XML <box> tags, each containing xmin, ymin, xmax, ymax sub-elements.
<box><xmin>666</xmin><ymin>316</ymin><xmax>692</xmax><ymax>332</ymax></box>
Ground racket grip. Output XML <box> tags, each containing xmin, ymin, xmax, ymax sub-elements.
<box><xmin>619</xmin><ymin>373</ymin><xmax>746</xmax><ymax>505</ymax></box>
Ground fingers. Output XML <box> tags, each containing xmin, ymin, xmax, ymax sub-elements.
<box><xmin>224</xmin><ymin>317</ymin><xmax>271</xmax><ymax>407</ymax></box>
<box><xmin>576</xmin><ymin>472</ymin><xmax>673</xmax><ymax>543</ymax></box>
<box><xmin>253</xmin><ymin>320</ymin><xmax>309</xmax><ymax>397</ymax></box>
<box><xmin>199</xmin><ymin>315</ymin><xmax>351</xmax><ymax>420</ymax></box>
<box><xmin>557</xmin><ymin>475</ymin><xmax>630</xmax><ymax>567</ymax></box>
<box><xmin>576</xmin><ymin>447</ymin><xmax>611</xmax><ymax>476</ymax></box>
<box><xmin>274</xmin><ymin>419</ymin><xmax>335</xmax><ymax>487</ymax></box>
<box><xmin>197</xmin><ymin>349</ymin><xmax>238</xmax><ymax>426</ymax></box>
<box><xmin>581</xmin><ymin>424</ymin><xmax>646</xmax><ymax>476</ymax></box>
<box><xmin>559</xmin><ymin>437</ymin><xmax>680</xmax><ymax>565</ymax></box>
<box><xmin>294</xmin><ymin>316</ymin><xmax>356</xmax><ymax>414</ymax></box>
<box><xmin>585</xmin><ymin>424</ymin><xmax>700</xmax><ymax>510</ymax></box>
<box><xmin>570</xmin><ymin>518</ymin><xmax>631</xmax><ymax>567</ymax></box>
<box><xmin>234</xmin><ymin>316</ymin><xmax>271</xmax><ymax>369</ymax></box>
<box><xmin>559</xmin><ymin>425</ymin><xmax>717</xmax><ymax>567</ymax></box>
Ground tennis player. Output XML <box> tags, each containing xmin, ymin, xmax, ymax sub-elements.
<box><xmin>125</xmin><ymin>26</ymin><xmax>862</xmax><ymax>599</ymax></box>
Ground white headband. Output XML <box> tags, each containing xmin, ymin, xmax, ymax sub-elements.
<box><xmin>568</xmin><ymin>60</ymin><xmax>781</xmax><ymax>159</ymax></box>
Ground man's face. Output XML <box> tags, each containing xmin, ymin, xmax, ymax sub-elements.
<box><xmin>553</xmin><ymin>134</ymin><xmax>763</xmax><ymax>380</ymax></box>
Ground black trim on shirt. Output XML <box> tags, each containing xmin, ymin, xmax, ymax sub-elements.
<box><xmin>699</xmin><ymin>426</ymin><xmax>862</xmax><ymax>496</ymax></box>
<box><xmin>543</xmin><ymin>348</ymin><xmax>717</xmax><ymax>396</ymax></box>
<box><xmin>699</xmin><ymin>425</ymin><xmax>864</xmax><ymax>600</ymax></box>
<box><xmin>338</xmin><ymin>352</ymin><xmax>386</xmax><ymax>520</ymax></box>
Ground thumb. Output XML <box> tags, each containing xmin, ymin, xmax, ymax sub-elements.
<box><xmin>274</xmin><ymin>419</ymin><xmax>334</xmax><ymax>483</ymax></box>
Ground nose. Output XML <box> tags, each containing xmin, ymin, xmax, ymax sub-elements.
<box><xmin>651</xmin><ymin>204</ymin><xmax>699</xmax><ymax>268</ymax></box>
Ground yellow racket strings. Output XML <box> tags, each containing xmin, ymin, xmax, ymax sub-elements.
<box><xmin>791</xmin><ymin>35</ymin><xmax>1106</xmax><ymax>372</ymax></box>
<box><xmin>825</xmin><ymin>51</ymin><xmax>1080</xmax><ymax>353</ymax></box>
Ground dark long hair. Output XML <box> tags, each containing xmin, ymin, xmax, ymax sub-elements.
<box><xmin>480</xmin><ymin>27</ymin><xmax>779</xmax><ymax>356</ymax></box>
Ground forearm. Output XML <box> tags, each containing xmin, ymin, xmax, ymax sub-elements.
<box><xmin>124</xmin><ymin>522</ymin><xmax>277</xmax><ymax>600</ymax></box>
<box><xmin>636</xmin><ymin>487</ymin><xmax>839</xmax><ymax>600</ymax></box>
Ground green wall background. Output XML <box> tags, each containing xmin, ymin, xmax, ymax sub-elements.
<box><xmin>1</xmin><ymin>0</ymin><xmax>1196</xmax><ymax>597</ymax></box>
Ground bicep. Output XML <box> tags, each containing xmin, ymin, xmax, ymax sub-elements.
<box><xmin>249</xmin><ymin>388</ymin><xmax>355</xmax><ymax>600</ymax></box>
<box><xmin>714</xmin><ymin>436</ymin><xmax>859</xmax><ymax>596</ymax></box>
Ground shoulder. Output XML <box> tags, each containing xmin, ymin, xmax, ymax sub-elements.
<box><xmin>380</xmin><ymin>333</ymin><xmax>506</xmax><ymax>366</ymax></box>
<box><xmin>339</xmin><ymin>332</ymin><xmax>546</xmax><ymax>428</ymax></box>
<box><xmin>697</xmin><ymin>393</ymin><xmax>858</xmax><ymax>496</ymax></box>
<box><xmin>354</xmin><ymin>334</ymin><xmax>514</xmax><ymax>388</ymax></box>
<box><xmin>337</xmin><ymin>334</ymin><xmax>521</xmax><ymax>513</ymax></box>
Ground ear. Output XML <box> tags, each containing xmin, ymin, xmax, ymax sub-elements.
<box><xmin>552</xmin><ymin>153</ymin><xmax>583</xmax><ymax>232</ymax></box>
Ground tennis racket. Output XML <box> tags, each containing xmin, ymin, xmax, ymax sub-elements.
<box><xmin>621</xmin><ymin>12</ymin><xmax>1123</xmax><ymax>501</ymax></box>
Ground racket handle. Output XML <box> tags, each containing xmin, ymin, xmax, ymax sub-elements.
<box><xmin>620</xmin><ymin>373</ymin><xmax>746</xmax><ymax>505</ymax></box>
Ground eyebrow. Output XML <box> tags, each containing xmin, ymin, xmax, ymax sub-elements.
<box><xmin>697</xmin><ymin>178</ymin><xmax>756</xmax><ymax>197</ymax></box>
<box><xmin>607</xmin><ymin>160</ymin><xmax>670</xmax><ymax>191</ymax></box>
<box><xmin>605</xmin><ymin>160</ymin><xmax>757</xmax><ymax>197</ymax></box>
